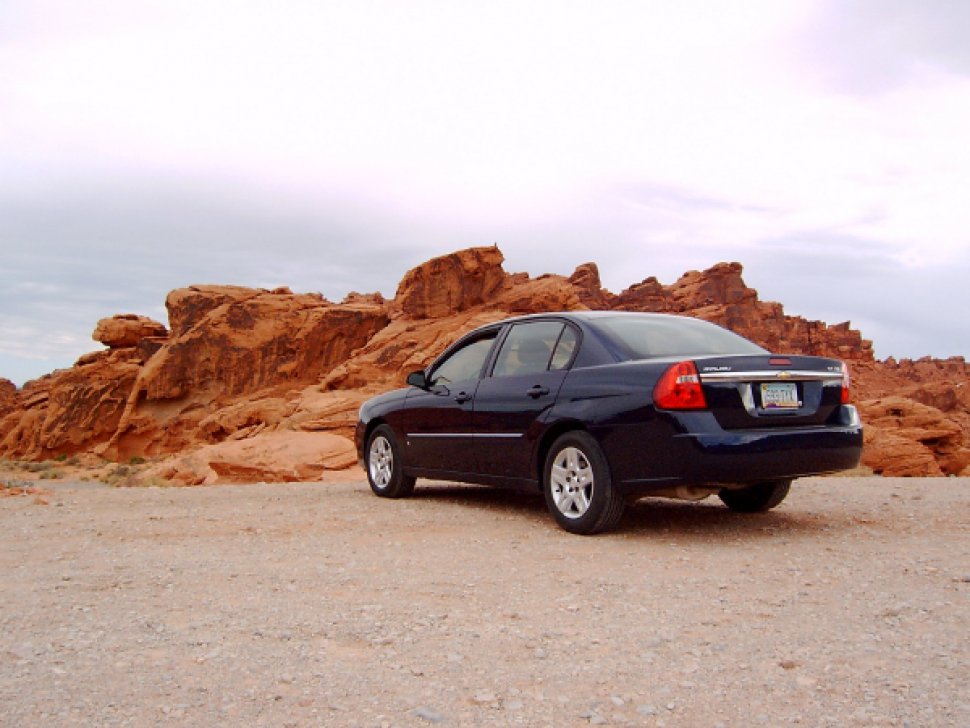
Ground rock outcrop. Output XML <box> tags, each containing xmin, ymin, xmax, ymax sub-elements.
<box><xmin>611</xmin><ymin>262</ymin><xmax>873</xmax><ymax>360</ymax></box>
<box><xmin>0</xmin><ymin>245</ymin><xmax>965</xmax><ymax>480</ymax></box>
<box><xmin>0</xmin><ymin>327</ymin><xmax>153</xmax><ymax>460</ymax></box>
<box><xmin>148</xmin><ymin>431</ymin><xmax>358</xmax><ymax>485</ymax></box>
<box><xmin>392</xmin><ymin>245</ymin><xmax>508</xmax><ymax>319</ymax></box>
<box><xmin>93</xmin><ymin>314</ymin><xmax>168</xmax><ymax>349</ymax></box>
<box><xmin>0</xmin><ymin>378</ymin><xmax>16</xmax><ymax>419</ymax></box>
<box><xmin>858</xmin><ymin>396</ymin><xmax>970</xmax><ymax>477</ymax></box>
<box><xmin>104</xmin><ymin>286</ymin><xmax>389</xmax><ymax>460</ymax></box>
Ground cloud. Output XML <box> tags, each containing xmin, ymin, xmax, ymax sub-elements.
<box><xmin>795</xmin><ymin>0</ymin><xmax>970</xmax><ymax>94</ymax></box>
<box><xmin>0</xmin><ymin>1</ymin><xmax>968</xmax><ymax>385</ymax></box>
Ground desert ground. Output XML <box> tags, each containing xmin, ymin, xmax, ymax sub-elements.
<box><xmin>1</xmin><ymin>475</ymin><xmax>968</xmax><ymax>727</ymax></box>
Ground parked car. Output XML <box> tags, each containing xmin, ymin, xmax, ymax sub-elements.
<box><xmin>355</xmin><ymin>312</ymin><xmax>863</xmax><ymax>534</ymax></box>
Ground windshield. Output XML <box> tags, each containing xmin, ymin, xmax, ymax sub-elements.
<box><xmin>595</xmin><ymin>316</ymin><xmax>766</xmax><ymax>359</ymax></box>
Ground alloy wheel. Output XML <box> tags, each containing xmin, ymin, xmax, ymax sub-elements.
<box><xmin>368</xmin><ymin>435</ymin><xmax>393</xmax><ymax>489</ymax></box>
<box><xmin>549</xmin><ymin>446</ymin><xmax>594</xmax><ymax>519</ymax></box>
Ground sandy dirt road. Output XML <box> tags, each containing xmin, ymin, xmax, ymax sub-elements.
<box><xmin>1</xmin><ymin>476</ymin><xmax>968</xmax><ymax>727</ymax></box>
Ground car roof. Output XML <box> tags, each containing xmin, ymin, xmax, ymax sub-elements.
<box><xmin>486</xmin><ymin>311</ymin><xmax>695</xmax><ymax>326</ymax></box>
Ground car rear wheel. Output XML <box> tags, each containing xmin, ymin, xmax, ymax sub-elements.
<box><xmin>718</xmin><ymin>479</ymin><xmax>791</xmax><ymax>513</ymax></box>
<box><xmin>543</xmin><ymin>432</ymin><xmax>624</xmax><ymax>535</ymax></box>
<box><xmin>366</xmin><ymin>425</ymin><xmax>416</xmax><ymax>498</ymax></box>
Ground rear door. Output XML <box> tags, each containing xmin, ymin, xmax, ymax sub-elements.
<box><xmin>471</xmin><ymin>321</ymin><xmax>578</xmax><ymax>479</ymax></box>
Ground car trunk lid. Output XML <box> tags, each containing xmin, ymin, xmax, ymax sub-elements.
<box><xmin>693</xmin><ymin>355</ymin><xmax>847</xmax><ymax>429</ymax></box>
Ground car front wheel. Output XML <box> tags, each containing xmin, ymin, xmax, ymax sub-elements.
<box><xmin>718</xmin><ymin>479</ymin><xmax>791</xmax><ymax>512</ymax></box>
<box><xmin>366</xmin><ymin>425</ymin><xmax>416</xmax><ymax>498</ymax></box>
<box><xmin>543</xmin><ymin>432</ymin><xmax>624</xmax><ymax>535</ymax></box>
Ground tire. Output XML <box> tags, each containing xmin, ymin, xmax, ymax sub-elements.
<box><xmin>543</xmin><ymin>431</ymin><xmax>625</xmax><ymax>535</ymax></box>
<box><xmin>365</xmin><ymin>425</ymin><xmax>416</xmax><ymax>498</ymax></box>
<box><xmin>718</xmin><ymin>479</ymin><xmax>791</xmax><ymax>513</ymax></box>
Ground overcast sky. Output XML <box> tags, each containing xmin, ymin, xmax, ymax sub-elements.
<box><xmin>2</xmin><ymin>0</ymin><xmax>969</xmax><ymax>386</ymax></box>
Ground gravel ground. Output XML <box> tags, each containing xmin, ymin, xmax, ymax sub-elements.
<box><xmin>1</xmin><ymin>476</ymin><xmax>968</xmax><ymax>727</ymax></box>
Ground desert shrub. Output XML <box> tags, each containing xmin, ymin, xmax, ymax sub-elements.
<box><xmin>128</xmin><ymin>456</ymin><xmax>146</xmax><ymax>466</ymax></box>
<box><xmin>100</xmin><ymin>463</ymin><xmax>134</xmax><ymax>486</ymax></box>
<box><xmin>136</xmin><ymin>475</ymin><xmax>175</xmax><ymax>488</ymax></box>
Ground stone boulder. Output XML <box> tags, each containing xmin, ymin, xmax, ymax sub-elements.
<box><xmin>859</xmin><ymin>397</ymin><xmax>970</xmax><ymax>476</ymax></box>
<box><xmin>149</xmin><ymin>431</ymin><xmax>357</xmax><ymax>485</ymax></box>
<box><xmin>861</xmin><ymin>426</ymin><xmax>944</xmax><ymax>477</ymax></box>
<box><xmin>393</xmin><ymin>245</ymin><xmax>507</xmax><ymax>319</ymax></box>
<box><xmin>568</xmin><ymin>262</ymin><xmax>614</xmax><ymax>309</ymax></box>
<box><xmin>93</xmin><ymin>314</ymin><xmax>168</xmax><ymax>348</ymax></box>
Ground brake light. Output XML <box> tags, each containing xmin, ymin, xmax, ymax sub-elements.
<box><xmin>653</xmin><ymin>360</ymin><xmax>708</xmax><ymax>410</ymax></box>
<box><xmin>840</xmin><ymin>362</ymin><xmax>851</xmax><ymax>404</ymax></box>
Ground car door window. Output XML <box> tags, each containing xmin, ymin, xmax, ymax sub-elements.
<box><xmin>429</xmin><ymin>334</ymin><xmax>497</xmax><ymax>385</ymax></box>
<box><xmin>492</xmin><ymin>322</ymin><xmax>565</xmax><ymax>378</ymax></box>
<box><xmin>550</xmin><ymin>325</ymin><xmax>578</xmax><ymax>370</ymax></box>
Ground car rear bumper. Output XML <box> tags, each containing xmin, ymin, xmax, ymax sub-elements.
<box><xmin>599</xmin><ymin>406</ymin><xmax>864</xmax><ymax>495</ymax></box>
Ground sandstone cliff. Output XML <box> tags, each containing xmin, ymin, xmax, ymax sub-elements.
<box><xmin>1</xmin><ymin>245</ymin><xmax>966</xmax><ymax>482</ymax></box>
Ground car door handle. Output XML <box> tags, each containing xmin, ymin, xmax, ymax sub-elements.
<box><xmin>454</xmin><ymin>391</ymin><xmax>473</xmax><ymax>404</ymax></box>
<box><xmin>526</xmin><ymin>385</ymin><xmax>550</xmax><ymax>399</ymax></box>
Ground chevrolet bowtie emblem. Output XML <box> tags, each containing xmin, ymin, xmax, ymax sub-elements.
<box><xmin>777</xmin><ymin>371</ymin><xmax>793</xmax><ymax>379</ymax></box>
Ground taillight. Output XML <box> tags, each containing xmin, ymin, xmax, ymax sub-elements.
<box><xmin>653</xmin><ymin>360</ymin><xmax>708</xmax><ymax>410</ymax></box>
<box><xmin>840</xmin><ymin>362</ymin><xmax>851</xmax><ymax>404</ymax></box>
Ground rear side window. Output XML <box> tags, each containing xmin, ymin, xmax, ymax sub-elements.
<box><xmin>596</xmin><ymin>316</ymin><xmax>766</xmax><ymax>359</ymax></box>
<box><xmin>550</xmin><ymin>325</ymin><xmax>578</xmax><ymax>370</ymax></box>
<box><xmin>492</xmin><ymin>321</ymin><xmax>566</xmax><ymax>377</ymax></box>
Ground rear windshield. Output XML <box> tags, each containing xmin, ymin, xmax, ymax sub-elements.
<box><xmin>595</xmin><ymin>316</ymin><xmax>766</xmax><ymax>359</ymax></box>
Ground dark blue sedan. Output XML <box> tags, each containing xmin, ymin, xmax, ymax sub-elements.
<box><xmin>355</xmin><ymin>312</ymin><xmax>863</xmax><ymax>534</ymax></box>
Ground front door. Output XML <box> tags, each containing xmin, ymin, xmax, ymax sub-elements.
<box><xmin>402</xmin><ymin>331</ymin><xmax>498</xmax><ymax>474</ymax></box>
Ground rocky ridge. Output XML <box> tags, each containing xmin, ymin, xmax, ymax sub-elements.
<box><xmin>1</xmin><ymin>245</ymin><xmax>967</xmax><ymax>482</ymax></box>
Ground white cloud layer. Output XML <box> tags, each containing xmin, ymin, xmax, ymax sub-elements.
<box><xmin>1</xmin><ymin>0</ymin><xmax>968</xmax><ymax>385</ymax></box>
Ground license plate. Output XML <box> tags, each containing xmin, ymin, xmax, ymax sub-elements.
<box><xmin>760</xmin><ymin>382</ymin><xmax>799</xmax><ymax>409</ymax></box>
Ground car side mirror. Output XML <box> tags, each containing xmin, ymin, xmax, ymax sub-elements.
<box><xmin>406</xmin><ymin>370</ymin><xmax>429</xmax><ymax>389</ymax></box>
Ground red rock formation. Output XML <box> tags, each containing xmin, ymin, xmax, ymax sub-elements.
<box><xmin>104</xmin><ymin>286</ymin><xmax>389</xmax><ymax>459</ymax></box>
<box><xmin>0</xmin><ymin>244</ymin><xmax>964</xmax><ymax>480</ymax></box>
<box><xmin>93</xmin><ymin>314</ymin><xmax>168</xmax><ymax>348</ymax></box>
<box><xmin>858</xmin><ymin>397</ymin><xmax>970</xmax><ymax>476</ymax></box>
<box><xmin>149</xmin><ymin>431</ymin><xmax>357</xmax><ymax>485</ymax></box>
<box><xmin>392</xmin><ymin>245</ymin><xmax>507</xmax><ymax>319</ymax></box>
<box><xmin>321</xmin><ymin>248</ymin><xmax>583</xmax><ymax>391</ymax></box>
<box><xmin>0</xmin><ymin>378</ymin><xmax>16</xmax><ymax>419</ymax></box>
<box><xmin>612</xmin><ymin>262</ymin><xmax>874</xmax><ymax>361</ymax></box>
<box><xmin>567</xmin><ymin>263</ymin><xmax>615</xmax><ymax>309</ymax></box>
<box><xmin>0</xmin><ymin>337</ymin><xmax>153</xmax><ymax>460</ymax></box>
